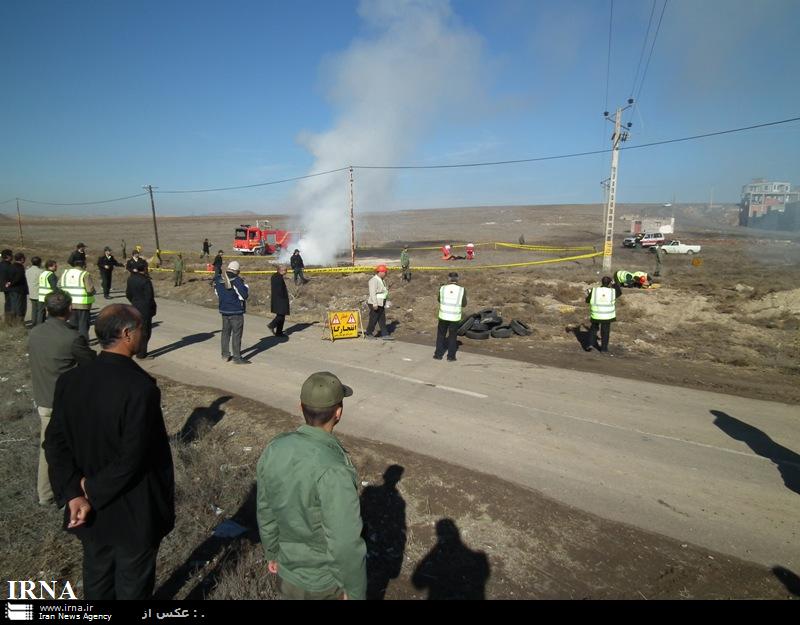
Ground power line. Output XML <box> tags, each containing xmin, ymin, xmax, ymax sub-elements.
<box><xmin>0</xmin><ymin>198</ymin><xmax>16</xmax><ymax>205</ymax></box>
<box><xmin>17</xmin><ymin>192</ymin><xmax>149</xmax><ymax>207</ymax></box>
<box><xmin>604</xmin><ymin>0</ymin><xmax>614</xmax><ymax>112</ymax></box>
<box><xmin>157</xmin><ymin>166</ymin><xmax>350</xmax><ymax>194</ymax></box>
<box><xmin>629</xmin><ymin>0</ymin><xmax>657</xmax><ymax>99</ymax></box>
<box><xmin>633</xmin><ymin>0</ymin><xmax>669</xmax><ymax>105</ymax></box>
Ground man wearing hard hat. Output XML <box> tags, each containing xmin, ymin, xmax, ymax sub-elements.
<box><xmin>365</xmin><ymin>265</ymin><xmax>393</xmax><ymax>340</ymax></box>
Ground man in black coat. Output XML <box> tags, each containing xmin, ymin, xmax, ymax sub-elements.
<box><xmin>5</xmin><ymin>252</ymin><xmax>29</xmax><ymax>325</ymax></box>
<box><xmin>44</xmin><ymin>304</ymin><xmax>175</xmax><ymax>600</ymax></box>
<box><xmin>67</xmin><ymin>243</ymin><xmax>87</xmax><ymax>268</ymax></box>
<box><xmin>125</xmin><ymin>262</ymin><xmax>157</xmax><ymax>359</ymax></box>
<box><xmin>0</xmin><ymin>248</ymin><xmax>12</xmax><ymax>323</ymax></box>
<box><xmin>267</xmin><ymin>264</ymin><xmax>290</xmax><ymax>336</ymax></box>
<box><xmin>97</xmin><ymin>247</ymin><xmax>123</xmax><ymax>299</ymax></box>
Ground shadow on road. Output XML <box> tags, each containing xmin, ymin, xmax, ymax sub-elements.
<box><xmin>411</xmin><ymin>518</ymin><xmax>490</xmax><ymax>600</ymax></box>
<box><xmin>149</xmin><ymin>330</ymin><xmax>221</xmax><ymax>359</ymax></box>
<box><xmin>361</xmin><ymin>465</ymin><xmax>407</xmax><ymax>600</ymax></box>
<box><xmin>567</xmin><ymin>324</ymin><xmax>594</xmax><ymax>351</ymax></box>
<box><xmin>240</xmin><ymin>322</ymin><xmax>315</xmax><ymax>360</ymax></box>
<box><xmin>711</xmin><ymin>410</ymin><xmax>800</xmax><ymax>496</ymax></box>
<box><xmin>772</xmin><ymin>566</ymin><xmax>800</xmax><ymax>597</ymax></box>
<box><xmin>175</xmin><ymin>396</ymin><xmax>232</xmax><ymax>444</ymax></box>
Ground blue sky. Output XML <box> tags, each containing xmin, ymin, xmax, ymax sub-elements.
<box><xmin>1</xmin><ymin>0</ymin><xmax>798</xmax><ymax>216</ymax></box>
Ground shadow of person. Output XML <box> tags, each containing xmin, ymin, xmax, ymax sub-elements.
<box><xmin>566</xmin><ymin>324</ymin><xmax>594</xmax><ymax>351</ymax></box>
<box><xmin>176</xmin><ymin>396</ymin><xmax>232</xmax><ymax>444</ymax></box>
<box><xmin>772</xmin><ymin>566</ymin><xmax>800</xmax><ymax>597</ymax></box>
<box><xmin>148</xmin><ymin>330</ymin><xmax>221</xmax><ymax>358</ymax></box>
<box><xmin>360</xmin><ymin>465</ymin><xmax>407</xmax><ymax>600</ymax></box>
<box><xmin>411</xmin><ymin>518</ymin><xmax>490</xmax><ymax>600</ymax></box>
<box><xmin>240</xmin><ymin>323</ymin><xmax>315</xmax><ymax>360</ymax></box>
<box><xmin>385</xmin><ymin>320</ymin><xmax>400</xmax><ymax>336</ymax></box>
<box><xmin>711</xmin><ymin>410</ymin><xmax>800</xmax><ymax>496</ymax></box>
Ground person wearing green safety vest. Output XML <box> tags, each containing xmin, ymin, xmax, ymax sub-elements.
<box><xmin>58</xmin><ymin>258</ymin><xmax>96</xmax><ymax>340</ymax></box>
<box><xmin>434</xmin><ymin>272</ymin><xmax>467</xmax><ymax>362</ymax></box>
<box><xmin>37</xmin><ymin>260</ymin><xmax>59</xmax><ymax>324</ymax></box>
<box><xmin>585</xmin><ymin>276</ymin><xmax>622</xmax><ymax>353</ymax></box>
<box><xmin>632</xmin><ymin>271</ymin><xmax>651</xmax><ymax>288</ymax></box>
<box><xmin>615</xmin><ymin>269</ymin><xmax>634</xmax><ymax>287</ymax></box>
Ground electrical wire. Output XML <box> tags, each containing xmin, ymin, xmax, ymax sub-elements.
<box><xmin>157</xmin><ymin>166</ymin><xmax>350</xmax><ymax>194</ymax></box>
<box><xmin>604</xmin><ymin>0</ymin><xmax>614</xmax><ymax>113</ymax></box>
<box><xmin>634</xmin><ymin>0</ymin><xmax>669</xmax><ymax>105</ymax></box>
<box><xmin>17</xmin><ymin>192</ymin><xmax>149</xmax><ymax>207</ymax></box>
<box><xmin>0</xmin><ymin>198</ymin><xmax>16</xmax><ymax>205</ymax></box>
<box><xmin>630</xmin><ymin>0</ymin><xmax>657</xmax><ymax>99</ymax></box>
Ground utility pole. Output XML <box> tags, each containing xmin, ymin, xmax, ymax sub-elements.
<box><xmin>143</xmin><ymin>185</ymin><xmax>161</xmax><ymax>261</ymax></box>
<box><xmin>348</xmin><ymin>166</ymin><xmax>356</xmax><ymax>266</ymax></box>
<box><xmin>601</xmin><ymin>99</ymin><xmax>634</xmax><ymax>274</ymax></box>
<box><xmin>15</xmin><ymin>198</ymin><xmax>23</xmax><ymax>246</ymax></box>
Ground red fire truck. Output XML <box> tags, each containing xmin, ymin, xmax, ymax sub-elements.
<box><xmin>233</xmin><ymin>220</ymin><xmax>292</xmax><ymax>255</ymax></box>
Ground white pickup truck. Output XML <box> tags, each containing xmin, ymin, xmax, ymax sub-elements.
<box><xmin>657</xmin><ymin>240</ymin><xmax>702</xmax><ymax>255</ymax></box>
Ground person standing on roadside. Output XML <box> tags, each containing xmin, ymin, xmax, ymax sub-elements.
<box><xmin>585</xmin><ymin>276</ymin><xmax>622</xmax><ymax>353</ymax></box>
<box><xmin>0</xmin><ymin>248</ymin><xmax>12</xmax><ymax>323</ymax></box>
<box><xmin>400</xmin><ymin>245</ymin><xmax>411</xmax><ymax>282</ymax></box>
<box><xmin>67</xmin><ymin>243</ymin><xmax>87</xmax><ymax>268</ymax></box>
<box><xmin>126</xmin><ymin>261</ymin><xmax>157</xmax><ymax>359</ymax></box>
<box><xmin>5</xmin><ymin>252</ymin><xmax>29</xmax><ymax>326</ymax></box>
<box><xmin>121</xmin><ymin>239</ymin><xmax>127</xmax><ymax>260</ymax></box>
<box><xmin>214</xmin><ymin>260</ymin><xmax>250</xmax><ymax>364</ymax></box>
<box><xmin>433</xmin><ymin>272</ymin><xmax>467</xmax><ymax>362</ymax></box>
<box><xmin>365</xmin><ymin>265</ymin><xmax>393</xmax><ymax>340</ymax></box>
<box><xmin>173</xmin><ymin>253</ymin><xmax>184</xmax><ymax>287</ymax></box>
<box><xmin>44</xmin><ymin>304</ymin><xmax>175</xmax><ymax>600</ymax></box>
<box><xmin>37</xmin><ymin>260</ymin><xmax>59</xmax><ymax>325</ymax></box>
<box><xmin>290</xmin><ymin>249</ymin><xmax>309</xmax><ymax>285</ymax></box>
<box><xmin>26</xmin><ymin>256</ymin><xmax>44</xmax><ymax>326</ymax></box>
<box><xmin>201</xmin><ymin>238</ymin><xmax>212</xmax><ymax>259</ymax></box>
<box><xmin>58</xmin><ymin>258</ymin><xmax>95</xmax><ymax>340</ymax></box>
<box><xmin>212</xmin><ymin>250</ymin><xmax>224</xmax><ymax>278</ymax></box>
<box><xmin>97</xmin><ymin>247</ymin><xmax>123</xmax><ymax>299</ymax></box>
<box><xmin>267</xmin><ymin>264</ymin><xmax>289</xmax><ymax>337</ymax></box>
<box><xmin>256</xmin><ymin>372</ymin><xmax>367</xmax><ymax>600</ymax></box>
<box><xmin>28</xmin><ymin>289</ymin><xmax>96</xmax><ymax>506</ymax></box>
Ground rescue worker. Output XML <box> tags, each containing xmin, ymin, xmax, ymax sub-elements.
<box><xmin>97</xmin><ymin>246</ymin><xmax>123</xmax><ymax>299</ymax></box>
<box><xmin>290</xmin><ymin>249</ymin><xmax>309</xmax><ymax>285</ymax></box>
<box><xmin>58</xmin><ymin>258</ymin><xmax>96</xmax><ymax>340</ymax></box>
<box><xmin>653</xmin><ymin>246</ymin><xmax>663</xmax><ymax>277</ymax></box>
<box><xmin>201</xmin><ymin>238</ymin><xmax>212</xmax><ymax>259</ymax></box>
<box><xmin>585</xmin><ymin>276</ymin><xmax>622</xmax><ymax>353</ymax></box>
<box><xmin>365</xmin><ymin>265</ymin><xmax>393</xmax><ymax>340</ymax></box>
<box><xmin>213</xmin><ymin>250</ymin><xmax>224</xmax><ymax>278</ymax></box>
<box><xmin>615</xmin><ymin>269</ymin><xmax>634</xmax><ymax>288</ymax></box>
<box><xmin>466</xmin><ymin>243</ymin><xmax>475</xmax><ymax>260</ymax></box>
<box><xmin>173</xmin><ymin>253</ymin><xmax>184</xmax><ymax>287</ymax></box>
<box><xmin>400</xmin><ymin>245</ymin><xmax>411</xmax><ymax>282</ymax></box>
<box><xmin>433</xmin><ymin>272</ymin><xmax>467</xmax><ymax>362</ymax></box>
<box><xmin>67</xmin><ymin>243</ymin><xmax>87</xmax><ymax>268</ymax></box>
<box><xmin>25</xmin><ymin>257</ymin><xmax>43</xmax><ymax>327</ymax></box>
<box><xmin>632</xmin><ymin>271</ymin><xmax>651</xmax><ymax>288</ymax></box>
<box><xmin>37</xmin><ymin>260</ymin><xmax>59</xmax><ymax>324</ymax></box>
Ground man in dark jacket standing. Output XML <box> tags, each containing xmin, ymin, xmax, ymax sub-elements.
<box><xmin>97</xmin><ymin>247</ymin><xmax>123</xmax><ymax>299</ymax></box>
<box><xmin>267</xmin><ymin>265</ymin><xmax>290</xmax><ymax>337</ymax></box>
<box><xmin>5</xmin><ymin>252</ymin><xmax>29</xmax><ymax>325</ymax></box>
<box><xmin>0</xmin><ymin>248</ymin><xmax>12</xmax><ymax>323</ymax></box>
<box><xmin>67</xmin><ymin>243</ymin><xmax>87</xmax><ymax>268</ymax></box>
<box><xmin>125</xmin><ymin>262</ymin><xmax>156</xmax><ymax>359</ymax></box>
<box><xmin>212</xmin><ymin>250</ymin><xmax>224</xmax><ymax>278</ymax></box>
<box><xmin>44</xmin><ymin>304</ymin><xmax>175</xmax><ymax>600</ymax></box>
<box><xmin>214</xmin><ymin>260</ymin><xmax>250</xmax><ymax>364</ymax></box>
<box><xmin>290</xmin><ymin>249</ymin><xmax>309</xmax><ymax>285</ymax></box>
<box><xmin>29</xmin><ymin>290</ymin><xmax>96</xmax><ymax>505</ymax></box>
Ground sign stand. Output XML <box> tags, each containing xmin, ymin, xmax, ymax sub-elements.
<box><xmin>322</xmin><ymin>309</ymin><xmax>363</xmax><ymax>342</ymax></box>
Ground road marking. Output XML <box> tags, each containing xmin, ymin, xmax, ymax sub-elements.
<box><xmin>507</xmin><ymin>402</ymin><xmax>799</xmax><ymax>466</ymax></box>
<box><xmin>330</xmin><ymin>361</ymin><xmax>489</xmax><ymax>399</ymax></box>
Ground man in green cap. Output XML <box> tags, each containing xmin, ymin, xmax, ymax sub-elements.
<box><xmin>256</xmin><ymin>372</ymin><xmax>367</xmax><ymax>600</ymax></box>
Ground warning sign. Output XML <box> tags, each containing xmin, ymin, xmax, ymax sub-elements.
<box><xmin>327</xmin><ymin>310</ymin><xmax>361</xmax><ymax>341</ymax></box>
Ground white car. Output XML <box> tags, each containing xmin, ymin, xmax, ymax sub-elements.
<box><xmin>657</xmin><ymin>240</ymin><xmax>701</xmax><ymax>255</ymax></box>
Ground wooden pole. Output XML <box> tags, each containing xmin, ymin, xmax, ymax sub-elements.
<box><xmin>144</xmin><ymin>185</ymin><xmax>161</xmax><ymax>262</ymax></box>
<box><xmin>15</xmin><ymin>198</ymin><xmax>23</xmax><ymax>245</ymax></box>
<box><xmin>349</xmin><ymin>166</ymin><xmax>355</xmax><ymax>266</ymax></box>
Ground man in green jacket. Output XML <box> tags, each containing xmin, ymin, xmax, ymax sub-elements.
<box><xmin>256</xmin><ymin>372</ymin><xmax>367</xmax><ymax>600</ymax></box>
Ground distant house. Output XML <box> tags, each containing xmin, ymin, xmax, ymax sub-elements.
<box><xmin>748</xmin><ymin>200</ymin><xmax>800</xmax><ymax>231</ymax></box>
<box><xmin>629</xmin><ymin>216</ymin><xmax>675</xmax><ymax>235</ymax></box>
<box><xmin>739</xmin><ymin>179</ymin><xmax>800</xmax><ymax>226</ymax></box>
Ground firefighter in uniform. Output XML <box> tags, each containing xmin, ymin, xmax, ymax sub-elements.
<box><xmin>433</xmin><ymin>272</ymin><xmax>467</xmax><ymax>362</ymax></box>
<box><xmin>58</xmin><ymin>259</ymin><xmax>96</xmax><ymax>339</ymax></box>
<box><xmin>37</xmin><ymin>260</ymin><xmax>59</xmax><ymax>324</ymax></box>
<box><xmin>586</xmin><ymin>276</ymin><xmax>621</xmax><ymax>353</ymax></box>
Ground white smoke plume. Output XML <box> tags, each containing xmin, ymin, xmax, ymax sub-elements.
<box><xmin>287</xmin><ymin>0</ymin><xmax>486</xmax><ymax>265</ymax></box>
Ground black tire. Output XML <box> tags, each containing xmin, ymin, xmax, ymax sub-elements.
<box><xmin>457</xmin><ymin>317</ymin><xmax>476</xmax><ymax>336</ymax></box>
<box><xmin>490</xmin><ymin>325</ymin><xmax>514</xmax><ymax>338</ymax></box>
<box><xmin>687</xmin><ymin>250</ymin><xmax>694</xmax><ymax>255</ymax></box>
<box><xmin>470</xmin><ymin>321</ymin><xmax>489</xmax><ymax>332</ymax></box>
<box><xmin>510</xmin><ymin>319</ymin><xmax>532</xmax><ymax>336</ymax></box>
<box><xmin>477</xmin><ymin>307</ymin><xmax>497</xmax><ymax>317</ymax></box>
<box><xmin>465</xmin><ymin>329</ymin><xmax>491</xmax><ymax>340</ymax></box>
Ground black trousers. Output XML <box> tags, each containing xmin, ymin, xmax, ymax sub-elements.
<box><xmin>82</xmin><ymin>540</ymin><xmax>159</xmax><ymax>600</ymax></box>
<box><xmin>590</xmin><ymin>320</ymin><xmax>612</xmax><ymax>352</ymax></box>
<box><xmin>29</xmin><ymin>299</ymin><xmax>41</xmax><ymax>326</ymax></box>
<box><xmin>366</xmin><ymin>305</ymin><xmax>387</xmax><ymax>336</ymax></box>
<box><xmin>435</xmin><ymin>319</ymin><xmax>460</xmax><ymax>359</ymax></box>
<box><xmin>70</xmin><ymin>309</ymin><xmax>91</xmax><ymax>340</ymax></box>
<box><xmin>7</xmin><ymin>291</ymin><xmax>27</xmax><ymax>325</ymax></box>
<box><xmin>136</xmin><ymin>315</ymin><xmax>153</xmax><ymax>358</ymax></box>
<box><xmin>100</xmin><ymin>272</ymin><xmax>112</xmax><ymax>297</ymax></box>
<box><xmin>268</xmin><ymin>314</ymin><xmax>286</xmax><ymax>335</ymax></box>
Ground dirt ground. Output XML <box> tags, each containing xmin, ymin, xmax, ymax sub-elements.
<box><xmin>1</xmin><ymin>324</ymin><xmax>797</xmax><ymax>599</ymax></box>
<box><xmin>2</xmin><ymin>203</ymin><xmax>798</xmax><ymax>404</ymax></box>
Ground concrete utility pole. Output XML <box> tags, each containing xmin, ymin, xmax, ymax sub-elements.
<box><xmin>601</xmin><ymin>100</ymin><xmax>634</xmax><ymax>273</ymax></box>
<box><xmin>143</xmin><ymin>185</ymin><xmax>161</xmax><ymax>258</ymax></box>
<box><xmin>15</xmin><ymin>198</ymin><xmax>23</xmax><ymax>246</ymax></box>
<box><xmin>349</xmin><ymin>166</ymin><xmax>356</xmax><ymax>266</ymax></box>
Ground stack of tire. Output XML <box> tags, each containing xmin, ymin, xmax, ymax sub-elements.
<box><xmin>457</xmin><ymin>308</ymin><xmax>532</xmax><ymax>340</ymax></box>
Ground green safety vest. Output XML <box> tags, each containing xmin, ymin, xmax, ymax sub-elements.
<box><xmin>58</xmin><ymin>268</ymin><xmax>94</xmax><ymax>306</ymax></box>
<box><xmin>589</xmin><ymin>286</ymin><xmax>616</xmax><ymax>321</ymax></box>
<box><xmin>438</xmin><ymin>284</ymin><xmax>465</xmax><ymax>322</ymax></box>
<box><xmin>38</xmin><ymin>270</ymin><xmax>55</xmax><ymax>302</ymax></box>
<box><xmin>615</xmin><ymin>270</ymin><xmax>632</xmax><ymax>285</ymax></box>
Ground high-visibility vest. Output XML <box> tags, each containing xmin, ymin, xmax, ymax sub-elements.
<box><xmin>38</xmin><ymin>270</ymin><xmax>55</xmax><ymax>302</ymax></box>
<box><xmin>589</xmin><ymin>286</ymin><xmax>616</xmax><ymax>321</ymax></box>
<box><xmin>632</xmin><ymin>271</ymin><xmax>648</xmax><ymax>284</ymax></box>
<box><xmin>615</xmin><ymin>270</ymin><xmax>632</xmax><ymax>285</ymax></box>
<box><xmin>438</xmin><ymin>284</ymin><xmax>465</xmax><ymax>321</ymax></box>
<box><xmin>58</xmin><ymin>269</ymin><xmax>94</xmax><ymax>306</ymax></box>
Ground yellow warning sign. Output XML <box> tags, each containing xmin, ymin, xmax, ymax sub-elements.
<box><xmin>691</xmin><ymin>257</ymin><xmax>703</xmax><ymax>267</ymax></box>
<box><xmin>327</xmin><ymin>310</ymin><xmax>361</xmax><ymax>341</ymax></box>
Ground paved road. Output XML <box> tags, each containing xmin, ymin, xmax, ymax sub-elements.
<box><xmin>139</xmin><ymin>297</ymin><xmax>799</xmax><ymax>569</ymax></box>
